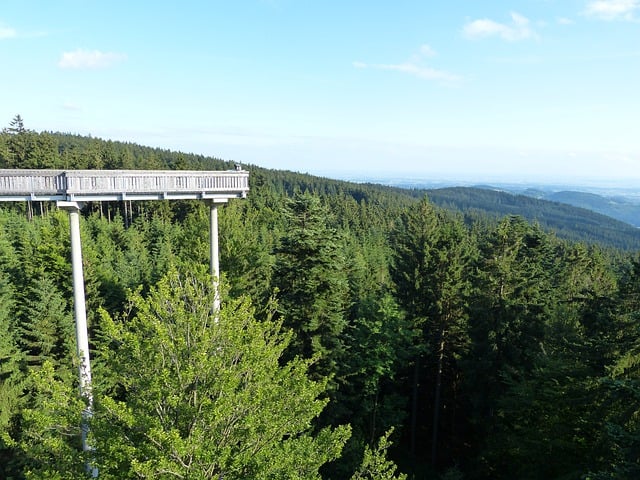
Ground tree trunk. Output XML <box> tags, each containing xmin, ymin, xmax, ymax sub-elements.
<box><xmin>410</xmin><ymin>356</ymin><xmax>420</xmax><ymax>456</ymax></box>
<box><xmin>431</xmin><ymin>328</ymin><xmax>446</xmax><ymax>467</ymax></box>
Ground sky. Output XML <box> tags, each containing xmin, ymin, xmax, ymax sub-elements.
<box><xmin>1</xmin><ymin>0</ymin><xmax>639</xmax><ymax>185</ymax></box>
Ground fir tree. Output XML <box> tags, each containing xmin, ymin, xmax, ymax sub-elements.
<box><xmin>272</xmin><ymin>192</ymin><xmax>350</xmax><ymax>384</ymax></box>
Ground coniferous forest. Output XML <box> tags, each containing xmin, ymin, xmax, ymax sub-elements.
<box><xmin>1</xmin><ymin>120</ymin><xmax>640</xmax><ymax>479</ymax></box>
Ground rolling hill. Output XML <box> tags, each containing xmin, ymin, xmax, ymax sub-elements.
<box><xmin>422</xmin><ymin>186</ymin><xmax>640</xmax><ymax>251</ymax></box>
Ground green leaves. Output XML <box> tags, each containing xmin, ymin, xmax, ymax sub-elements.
<box><xmin>350</xmin><ymin>429</ymin><xmax>407</xmax><ymax>480</ymax></box>
<box><xmin>90</xmin><ymin>267</ymin><xmax>349</xmax><ymax>479</ymax></box>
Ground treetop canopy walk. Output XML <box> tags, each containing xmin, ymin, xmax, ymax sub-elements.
<box><xmin>0</xmin><ymin>167</ymin><xmax>249</xmax><ymax>477</ymax></box>
<box><xmin>0</xmin><ymin>168</ymin><xmax>249</xmax><ymax>202</ymax></box>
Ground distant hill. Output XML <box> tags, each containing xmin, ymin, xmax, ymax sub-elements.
<box><xmin>423</xmin><ymin>187</ymin><xmax>640</xmax><ymax>251</ymax></box>
<box><xmin>529</xmin><ymin>190</ymin><xmax>640</xmax><ymax>228</ymax></box>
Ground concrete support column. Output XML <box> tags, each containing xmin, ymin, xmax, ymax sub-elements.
<box><xmin>58</xmin><ymin>201</ymin><xmax>97</xmax><ymax>477</ymax></box>
<box><xmin>209</xmin><ymin>201</ymin><xmax>221</xmax><ymax>313</ymax></box>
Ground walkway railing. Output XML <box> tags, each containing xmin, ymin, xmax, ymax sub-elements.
<box><xmin>0</xmin><ymin>169</ymin><xmax>250</xmax><ymax>202</ymax></box>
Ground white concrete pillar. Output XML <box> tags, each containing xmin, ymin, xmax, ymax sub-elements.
<box><xmin>210</xmin><ymin>202</ymin><xmax>221</xmax><ymax>313</ymax></box>
<box><xmin>58</xmin><ymin>201</ymin><xmax>98</xmax><ymax>477</ymax></box>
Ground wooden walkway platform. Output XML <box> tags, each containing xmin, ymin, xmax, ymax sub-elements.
<box><xmin>0</xmin><ymin>169</ymin><xmax>249</xmax><ymax>202</ymax></box>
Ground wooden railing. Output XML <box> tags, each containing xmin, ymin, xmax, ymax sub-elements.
<box><xmin>0</xmin><ymin>169</ymin><xmax>249</xmax><ymax>202</ymax></box>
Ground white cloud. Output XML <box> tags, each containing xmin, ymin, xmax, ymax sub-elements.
<box><xmin>58</xmin><ymin>49</ymin><xmax>127</xmax><ymax>69</ymax></box>
<box><xmin>584</xmin><ymin>0</ymin><xmax>640</xmax><ymax>20</ymax></box>
<box><xmin>0</xmin><ymin>24</ymin><xmax>17</xmax><ymax>39</ymax></box>
<box><xmin>463</xmin><ymin>12</ymin><xmax>537</xmax><ymax>41</ymax></box>
<box><xmin>557</xmin><ymin>17</ymin><xmax>575</xmax><ymax>24</ymax></box>
<box><xmin>354</xmin><ymin>44</ymin><xmax>461</xmax><ymax>86</ymax></box>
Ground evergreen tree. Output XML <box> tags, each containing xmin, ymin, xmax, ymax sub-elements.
<box><xmin>0</xmin><ymin>273</ymin><xmax>26</xmax><ymax>479</ymax></box>
<box><xmin>464</xmin><ymin>216</ymin><xmax>560</xmax><ymax>477</ymax></box>
<box><xmin>272</xmin><ymin>192</ymin><xmax>350</xmax><ymax>384</ymax></box>
<box><xmin>2</xmin><ymin>115</ymin><xmax>36</xmax><ymax>168</ymax></box>
<box><xmin>586</xmin><ymin>255</ymin><xmax>640</xmax><ymax>480</ymax></box>
<box><xmin>390</xmin><ymin>198</ymin><xmax>473</xmax><ymax>467</ymax></box>
<box><xmin>219</xmin><ymin>200</ymin><xmax>275</xmax><ymax>305</ymax></box>
<box><xmin>15</xmin><ymin>275</ymin><xmax>75</xmax><ymax>374</ymax></box>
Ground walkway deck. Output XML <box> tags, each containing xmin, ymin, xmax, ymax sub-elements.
<box><xmin>0</xmin><ymin>169</ymin><xmax>249</xmax><ymax>202</ymax></box>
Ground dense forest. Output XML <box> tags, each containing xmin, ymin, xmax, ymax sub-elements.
<box><xmin>1</xmin><ymin>118</ymin><xmax>640</xmax><ymax>479</ymax></box>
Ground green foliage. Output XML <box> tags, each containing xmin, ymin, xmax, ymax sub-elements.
<box><xmin>0</xmin><ymin>272</ymin><xmax>26</xmax><ymax>478</ymax></box>
<box><xmin>18</xmin><ymin>360</ymin><xmax>89</xmax><ymax>479</ymax></box>
<box><xmin>219</xmin><ymin>200</ymin><xmax>275</xmax><ymax>304</ymax></box>
<box><xmin>585</xmin><ymin>258</ymin><xmax>640</xmax><ymax>480</ymax></box>
<box><xmin>350</xmin><ymin>430</ymin><xmax>406</xmax><ymax>480</ymax></box>
<box><xmin>272</xmin><ymin>192</ymin><xmax>350</xmax><ymax>383</ymax></box>
<box><xmin>91</xmin><ymin>267</ymin><xmax>350</xmax><ymax>479</ymax></box>
<box><xmin>16</xmin><ymin>275</ymin><xmax>75</xmax><ymax>373</ymax></box>
<box><xmin>390</xmin><ymin>197</ymin><xmax>474</xmax><ymax>467</ymax></box>
<box><xmin>17</xmin><ymin>268</ymin><xmax>351</xmax><ymax>479</ymax></box>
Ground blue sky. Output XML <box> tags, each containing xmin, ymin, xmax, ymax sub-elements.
<box><xmin>1</xmin><ymin>1</ymin><xmax>639</xmax><ymax>184</ymax></box>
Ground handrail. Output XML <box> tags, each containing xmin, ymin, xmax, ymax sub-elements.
<box><xmin>0</xmin><ymin>169</ymin><xmax>249</xmax><ymax>202</ymax></box>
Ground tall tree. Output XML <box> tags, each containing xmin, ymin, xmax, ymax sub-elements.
<box><xmin>390</xmin><ymin>197</ymin><xmax>473</xmax><ymax>467</ymax></box>
<box><xmin>464</xmin><ymin>216</ymin><xmax>559</xmax><ymax>476</ymax></box>
<box><xmin>272</xmin><ymin>192</ymin><xmax>350</xmax><ymax>384</ymax></box>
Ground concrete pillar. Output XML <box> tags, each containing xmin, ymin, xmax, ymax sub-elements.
<box><xmin>210</xmin><ymin>202</ymin><xmax>221</xmax><ymax>313</ymax></box>
<box><xmin>58</xmin><ymin>201</ymin><xmax>97</xmax><ymax>477</ymax></box>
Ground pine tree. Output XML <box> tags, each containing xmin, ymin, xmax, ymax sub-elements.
<box><xmin>219</xmin><ymin>200</ymin><xmax>275</xmax><ymax>305</ymax></box>
<box><xmin>3</xmin><ymin>114</ymin><xmax>34</xmax><ymax>168</ymax></box>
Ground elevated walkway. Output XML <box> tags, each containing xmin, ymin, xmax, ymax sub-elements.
<box><xmin>0</xmin><ymin>168</ymin><xmax>249</xmax><ymax>203</ymax></box>
<box><xmin>0</xmin><ymin>168</ymin><xmax>249</xmax><ymax>472</ymax></box>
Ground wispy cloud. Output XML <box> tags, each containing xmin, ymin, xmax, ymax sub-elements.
<box><xmin>584</xmin><ymin>0</ymin><xmax>640</xmax><ymax>20</ymax></box>
<box><xmin>61</xmin><ymin>102</ymin><xmax>82</xmax><ymax>111</ymax></box>
<box><xmin>58</xmin><ymin>49</ymin><xmax>127</xmax><ymax>69</ymax></box>
<box><xmin>416</xmin><ymin>44</ymin><xmax>436</xmax><ymax>58</ymax></box>
<box><xmin>557</xmin><ymin>17</ymin><xmax>575</xmax><ymax>25</ymax></box>
<box><xmin>0</xmin><ymin>21</ymin><xmax>48</xmax><ymax>39</ymax></box>
<box><xmin>354</xmin><ymin>44</ymin><xmax>461</xmax><ymax>86</ymax></box>
<box><xmin>463</xmin><ymin>12</ymin><xmax>538</xmax><ymax>41</ymax></box>
<box><xmin>0</xmin><ymin>23</ymin><xmax>17</xmax><ymax>39</ymax></box>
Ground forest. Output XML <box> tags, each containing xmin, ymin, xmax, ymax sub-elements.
<box><xmin>1</xmin><ymin>118</ymin><xmax>640</xmax><ymax>479</ymax></box>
